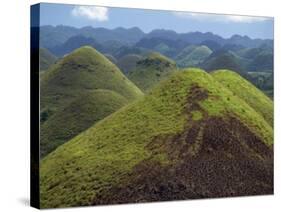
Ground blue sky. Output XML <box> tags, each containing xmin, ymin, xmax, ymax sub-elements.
<box><xmin>39</xmin><ymin>3</ymin><xmax>273</xmax><ymax>39</ymax></box>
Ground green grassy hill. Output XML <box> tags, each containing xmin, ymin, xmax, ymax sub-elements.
<box><xmin>40</xmin><ymin>68</ymin><xmax>273</xmax><ymax>208</ymax></box>
<box><xmin>211</xmin><ymin>70</ymin><xmax>273</xmax><ymax>126</ymax></box>
<box><xmin>40</xmin><ymin>48</ymin><xmax>57</xmax><ymax>71</ymax></box>
<box><xmin>116</xmin><ymin>54</ymin><xmax>143</xmax><ymax>74</ymax></box>
<box><xmin>40</xmin><ymin>46</ymin><xmax>143</xmax><ymax>157</ymax></box>
<box><xmin>201</xmin><ymin>50</ymin><xmax>248</xmax><ymax>73</ymax></box>
<box><xmin>40</xmin><ymin>89</ymin><xmax>129</xmax><ymax>157</ymax></box>
<box><xmin>176</xmin><ymin>45</ymin><xmax>212</xmax><ymax>67</ymax></box>
<box><xmin>128</xmin><ymin>52</ymin><xmax>177</xmax><ymax>92</ymax></box>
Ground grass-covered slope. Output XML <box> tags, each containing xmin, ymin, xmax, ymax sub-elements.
<box><xmin>176</xmin><ymin>45</ymin><xmax>212</xmax><ymax>67</ymax></box>
<box><xmin>201</xmin><ymin>50</ymin><xmax>248</xmax><ymax>73</ymax></box>
<box><xmin>40</xmin><ymin>48</ymin><xmax>57</xmax><ymax>71</ymax></box>
<box><xmin>40</xmin><ymin>89</ymin><xmax>129</xmax><ymax>157</ymax></box>
<box><xmin>40</xmin><ymin>68</ymin><xmax>273</xmax><ymax>208</ymax></box>
<box><xmin>128</xmin><ymin>52</ymin><xmax>177</xmax><ymax>92</ymax></box>
<box><xmin>40</xmin><ymin>46</ymin><xmax>143</xmax><ymax>156</ymax></box>
<box><xmin>41</xmin><ymin>46</ymin><xmax>143</xmax><ymax>115</ymax></box>
<box><xmin>212</xmin><ymin>70</ymin><xmax>273</xmax><ymax>126</ymax></box>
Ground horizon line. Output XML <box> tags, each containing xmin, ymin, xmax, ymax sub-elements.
<box><xmin>39</xmin><ymin>24</ymin><xmax>274</xmax><ymax>40</ymax></box>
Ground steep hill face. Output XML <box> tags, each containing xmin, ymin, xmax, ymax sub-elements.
<box><xmin>40</xmin><ymin>46</ymin><xmax>143</xmax><ymax>157</ymax></box>
<box><xmin>40</xmin><ymin>48</ymin><xmax>57</xmax><ymax>71</ymax></box>
<box><xmin>128</xmin><ymin>52</ymin><xmax>177</xmax><ymax>92</ymax></box>
<box><xmin>40</xmin><ymin>69</ymin><xmax>273</xmax><ymax>208</ymax></box>
<box><xmin>211</xmin><ymin>70</ymin><xmax>273</xmax><ymax>126</ymax></box>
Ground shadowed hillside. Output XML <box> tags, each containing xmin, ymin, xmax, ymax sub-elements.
<box><xmin>40</xmin><ymin>48</ymin><xmax>57</xmax><ymax>71</ymax></box>
<box><xmin>40</xmin><ymin>68</ymin><xmax>273</xmax><ymax>208</ymax></box>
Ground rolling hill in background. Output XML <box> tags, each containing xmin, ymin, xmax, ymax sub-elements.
<box><xmin>176</xmin><ymin>45</ymin><xmax>212</xmax><ymax>67</ymax></box>
<box><xmin>40</xmin><ymin>26</ymin><xmax>273</xmax><ymax>99</ymax></box>
<box><xmin>116</xmin><ymin>54</ymin><xmax>143</xmax><ymax>74</ymax></box>
<box><xmin>39</xmin><ymin>48</ymin><xmax>57</xmax><ymax>71</ymax></box>
<box><xmin>200</xmin><ymin>50</ymin><xmax>247</xmax><ymax>73</ymax></box>
<box><xmin>50</xmin><ymin>35</ymin><xmax>104</xmax><ymax>57</ymax></box>
<box><xmin>127</xmin><ymin>52</ymin><xmax>177</xmax><ymax>92</ymax></box>
<box><xmin>40</xmin><ymin>46</ymin><xmax>143</xmax><ymax>157</ymax></box>
<box><xmin>40</xmin><ymin>25</ymin><xmax>272</xmax><ymax>58</ymax></box>
<box><xmin>40</xmin><ymin>68</ymin><xmax>273</xmax><ymax>208</ymax></box>
<box><xmin>40</xmin><ymin>25</ymin><xmax>145</xmax><ymax>49</ymax></box>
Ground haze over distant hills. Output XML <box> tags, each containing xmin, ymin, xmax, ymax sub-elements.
<box><xmin>39</xmin><ymin>25</ymin><xmax>273</xmax><ymax>98</ymax></box>
<box><xmin>40</xmin><ymin>25</ymin><xmax>272</xmax><ymax>50</ymax></box>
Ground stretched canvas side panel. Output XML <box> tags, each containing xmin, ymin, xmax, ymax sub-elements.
<box><xmin>30</xmin><ymin>4</ymin><xmax>40</xmax><ymax>209</ymax></box>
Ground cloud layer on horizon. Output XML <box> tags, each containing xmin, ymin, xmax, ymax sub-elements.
<box><xmin>173</xmin><ymin>11</ymin><xmax>270</xmax><ymax>23</ymax></box>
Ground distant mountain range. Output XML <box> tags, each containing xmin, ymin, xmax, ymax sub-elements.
<box><xmin>39</xmin><ymin>25</ymin><xmax>273</xmax><ymax>98</ymax></box>
<box><xmin>40</xmin><ymin>25</ymin><xmax>273</xmax><ymax>50</ymax></box>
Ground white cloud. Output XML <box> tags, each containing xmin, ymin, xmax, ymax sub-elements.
<box><xmin>72</xmin><ymin>6</ymin><xmax>108</xmax><ymax>21</ymax></box>
<box><xmin>173</xmin><ymin>12</ymin><xmax>268</xmax><ymax>23</ymax></box>
<box><xmin>225</xmin><ymin>15</ymin><xmax>267</xmax><ymax>23</ymax></box>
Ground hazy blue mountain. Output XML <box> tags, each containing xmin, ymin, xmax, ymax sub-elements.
<box><xmin>40</xmin><ymin>25</ymin><xmax>145</xmax><ymax>49</ymax></box>
<box><xmin>247</xmin><ymin>52</ymin><xmax>273</xmax><ymax>72</ymax></box>
<box><xmin>50</xmin><ymin>35</ymin><xmax>104</xmax><ymax>57</ymax></box>
<box><xmin>40</xmin><ymin>25</ymin><xmax>273</xmax><ymax>74</ymax></box>
<box><xmin>113</xmin><ymin>46</ymin><xmax>150</xmax><ymax>59</ymax></box>
<box><xmin>40</xmin><ymin>25</ymin><xmax>79</xmax><ymax>49</ymax></box>
<box><xmin>226</xmin><ymin>34</ymin><xmax>273</xmax><ymax>48</ymax></box>
<box><xmin>41</xmin><ymin>25</ymin><xmax>273</xmax><ymax>53</ymax></box>
<box><xmin>221</xmin><ymin>43</ymin><xmax>245</xmax><ymax>52</ymax></box>
<box><xmin>145</xmin><ymin>29</ymin><xmax>179</xmax><ymax>40</ymax></box>
<box><xmin>200</xmin><ymin>40</ymin><xmax>222</xmax><ymax>51</ymax></box>
<box><xmin>136</xmin><ymin>37</ymin><xmax>189</xmax><ymax>57</ymax></box>
<box><xmin>100</xmin><ymin>40</ymin><xmax>127</xmax><ymax>55</ymax></box>
<box><xmin>145</xmin><ymin>30</ymin><xmax>225</xmax><ymax>44</ymax></box>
